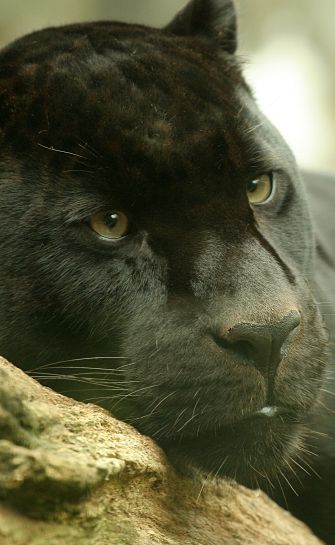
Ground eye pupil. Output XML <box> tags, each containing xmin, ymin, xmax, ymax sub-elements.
<box><xmin>247</xmin><ymin>180</ymin><xmax>259</xmax><ymax>193</ymax></box>
<box><xmin>104</xmin><ymin>213</ymin><xmax>118</xmax><ymax>229</ymax></box>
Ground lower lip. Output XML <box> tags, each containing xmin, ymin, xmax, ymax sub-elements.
<box><xmin>161</xmin><ymin>407</ymin><xmax>296</xmax><ymax>447</ymax></box>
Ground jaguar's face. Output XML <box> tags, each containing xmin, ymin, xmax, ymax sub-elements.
<box><xmin>0</xmin><ymin>0</ymin><xmax>328</xmax><ymax>486</ymax></box>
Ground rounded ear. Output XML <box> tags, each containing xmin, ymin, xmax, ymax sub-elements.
<box><xmin>164</xmin><ymin>0</ymin><xmax>237</xmax><ymax>54</ymax></box>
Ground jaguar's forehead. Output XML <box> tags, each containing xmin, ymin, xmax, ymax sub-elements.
<box><xmin>0</xmin><ymin>21</ymin><xmax>251</xmax><ymax>164</ymax></box>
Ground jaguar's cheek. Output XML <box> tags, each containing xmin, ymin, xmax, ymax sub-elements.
<box><xmin>273</xmin><ymin>322</ymin><xmax>328</xmax><ymax>411</ymax></box>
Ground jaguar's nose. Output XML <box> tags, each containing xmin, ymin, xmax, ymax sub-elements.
<box><xmin>213</xmin><ymin>310</ymin><xmax>301</xmax><ymax>376</ymax></box>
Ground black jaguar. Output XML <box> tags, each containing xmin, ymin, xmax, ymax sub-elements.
<box><xmin>0</xmin><ymin>0</ymin><xmax>334</xmax><ymax>541</ymax></box>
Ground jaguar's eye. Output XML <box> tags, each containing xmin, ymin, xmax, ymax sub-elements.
<box><xmin>89</xmin><ymin>210</ymin><xmax>129</xmax><ymax>240</ymax></box>
<box><xmin>246</xmin><ymin>174</ymin><xmax>274</xmax><ymax>205</ymax></box>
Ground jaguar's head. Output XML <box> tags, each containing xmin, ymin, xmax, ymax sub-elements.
<box><xmin>0</xmin><ymin>0</ymin><xmax>328</xmax><ymax>487</ymax></box>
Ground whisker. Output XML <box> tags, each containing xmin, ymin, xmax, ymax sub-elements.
<box><xmin>278</xmin><ymin>468</ymin><xmax>298</xmax><ymax>496</ymax></box>
<box><xmin>28</xmin><ymin>374</ymin><xmax>135</xmax><ymax>388</ymax></box>
<box><xmin>110</xmin><ymin>383</ymin><xmax>160</xmax><ymax>411</ymax></box>
<box><xmin>172</xmin><ymin>408</ymin><xmax>187</xmax><ymax>429</ymax></box>
<box><xmin>320</xmin><ymin>388</ymin><xmax>335</xmax><ymax>397</ymax></box>
<box><xmin>77</xmin><ymin>139</ymin><xmax>100</xmax><ymax>158</ymax></box>
<box><xmin>37</xmin><ymin>142</ymin><xmax>88</xmax><ymax>160</ymax></box>
<box><xmin>212</xmin><ymin>456</ymin><xmax>229</xmax><ymax>480</ymax></box>
<box><xmin>175</xmin><ymin>412</ymin><xmax>200</xmax><ymax>433</ymax></box>
<box><xmin>196</xmin><ymin>468</ymin><xmax>214</xmax><ymax>503</ymax></box>
<box><xmin>28</xmin><ymin>366</ymin><xmax>138</xmax><ymax>377</ymax></box>
<box><xmin>275</xmin><ymin>475</ymin><xmax>288</xmax><ymax>507</ymax></box>
<box><xmin>288</xmin><ymin>456</ymin><xmax>311</xmax><ymax>477</ymax></box>
<box><xmin>60</xmin><ymin>386</ymin><xmax>129</xmax><ymax>393</ymax></box>
<box><xmin>150</xmin><ymin>422</ymin><xmax>173</xmax><ymax>439</ymax></box>
<box><xmin>295</xmin><ymin>456</ymin><xmax>321</xmax><ymax>479</ymax></box>
<box><xmin>29</xmin><ymin>357</ymin><xmax>132</xmax><ymax>372</ymax></box>
<box><xmin>63</xmin><ymin>169</ymin><xmax>95</xmax><ymax>174</ymax></box>
<box><xmin>147</xmin><ymin>391</ymin><xmax>176</xmax><ymax>415</ymax></box>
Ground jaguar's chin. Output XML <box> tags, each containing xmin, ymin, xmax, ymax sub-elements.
<box><xmin>160</xmin><ymin>408</ymin><xmax>304</xmax><ymax>487</ymax></box>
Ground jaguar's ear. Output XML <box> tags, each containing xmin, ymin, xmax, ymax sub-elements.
<box><xmin>165</xmin><ymin>0</ymin><xmax>237</xmax><ymax>54</ymax></box>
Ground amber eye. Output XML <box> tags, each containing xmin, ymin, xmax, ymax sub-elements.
<box><xmin>246</xmin><ymin>174</ymin><xmax>274</xmax><ymax>205</ymax></box>
<box><xmin>89</xmin><ymin>210</ymin><xmax>129</xmax><ymax>240</ymax></box>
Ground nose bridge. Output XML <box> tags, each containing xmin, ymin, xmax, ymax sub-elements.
<box><xmin>191</xmin><ymin>231</ymin><xmax>296</xmax><ymax>308</ymax></box>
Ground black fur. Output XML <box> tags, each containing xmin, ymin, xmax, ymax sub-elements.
<box><xmin>0</xmin><ymin>0</ymin><xmax>334</xmax><ymax>542</ymax></box>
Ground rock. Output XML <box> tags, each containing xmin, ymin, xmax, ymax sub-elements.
<box><xmin>0</xmin><ymin>356</ymin><xmax>324</xmax><ymax>545</ymax></box>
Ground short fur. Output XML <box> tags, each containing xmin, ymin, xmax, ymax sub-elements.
<box><xmin>0</xmin><ymin>0</ymin><xmax>334</xmax><ymax>542</ymax></box>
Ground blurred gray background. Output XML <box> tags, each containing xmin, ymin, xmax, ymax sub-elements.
<box><xmin>0</xmin><ymin>0</ymin><xmax>334</xmax><ymax>171</ymax></box>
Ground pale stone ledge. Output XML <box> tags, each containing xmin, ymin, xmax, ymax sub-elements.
<box><xmin>0</xmin><ymin>356</ymin><xmax>324</xmax><ymax>545</ymax></box>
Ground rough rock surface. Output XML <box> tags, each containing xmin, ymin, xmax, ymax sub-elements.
<box><xmin>0</xmin><ymin>356</ymin><xmax>324</xmax><ymax>545</ymax></box>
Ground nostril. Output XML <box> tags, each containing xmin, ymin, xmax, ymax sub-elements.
<box><xmin>212</xmin><ymin>335</ymin><xmax>255</xmax><ymax>361</ymax></box>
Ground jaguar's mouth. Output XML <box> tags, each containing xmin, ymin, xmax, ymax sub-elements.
<box><xmin>159</xmin><ymin>406</ymin><xmax>303</xmax><ymax>486</ymax></box>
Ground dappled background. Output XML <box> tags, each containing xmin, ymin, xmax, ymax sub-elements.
<box><xmin>0</xmin><ymin>0</ymin><xmax>334</xmax><ymax>171</ymax></box>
